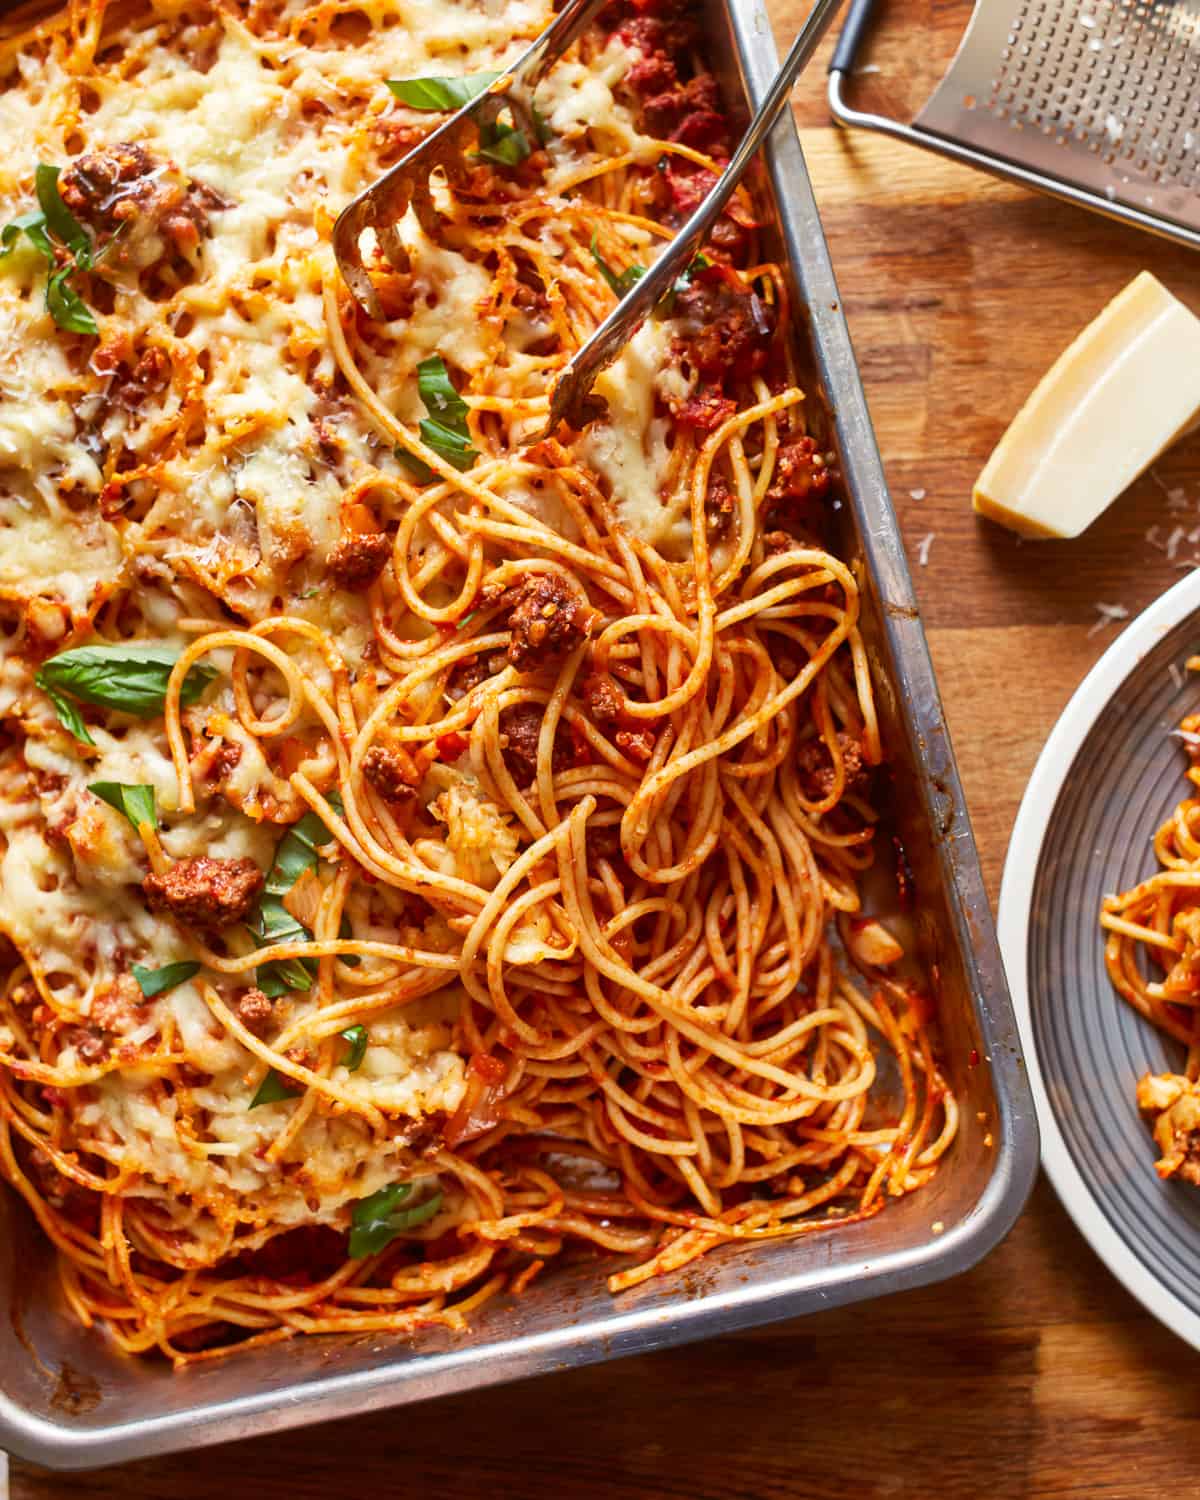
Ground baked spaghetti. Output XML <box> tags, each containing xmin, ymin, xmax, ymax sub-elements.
<box><xmin>0</xmin><ymin>0</ymin><xmax>957</xmax><ymax>1362</ymax></box>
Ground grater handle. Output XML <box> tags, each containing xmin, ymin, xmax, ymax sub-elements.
<box><xmin>828</xmin><ymin>0</ymin><xmax>880</xmax><ymax>73</ymax></box>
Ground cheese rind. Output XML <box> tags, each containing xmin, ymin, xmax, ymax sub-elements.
<box><xmin>972</xmin><ymin>272</ymin><xmax>1200</xmax><ymax>539</ymax></box>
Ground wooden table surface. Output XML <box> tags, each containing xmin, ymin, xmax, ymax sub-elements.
<box><xmin>13</xmin><ymin>1</ymin><xmax>1200</xmax><ymax>1494</ymax></box>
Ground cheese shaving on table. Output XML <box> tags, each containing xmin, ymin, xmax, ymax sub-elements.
<box><xmin>1087</xmin><ymin>602</ymin><xmax>1130</xmax><ymax>636</ymax></box>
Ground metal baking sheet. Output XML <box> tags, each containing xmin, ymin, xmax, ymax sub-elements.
<box><xmin>0</xmin><ymin>0</ymin><xmax>1039</xmax><ymax>1467</ymax></box>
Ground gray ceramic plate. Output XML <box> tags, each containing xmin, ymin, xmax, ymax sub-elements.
<box><xmin>1000</xmin><ymin>570</ymin><xmax>1200</xmax><ymax>1346</ymax></box>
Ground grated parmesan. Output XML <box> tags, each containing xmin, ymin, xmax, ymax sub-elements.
<box><xmin>1087</xmin><ymin>601</ymin><xmax>1130</xmax><ymax>636</ymax></box>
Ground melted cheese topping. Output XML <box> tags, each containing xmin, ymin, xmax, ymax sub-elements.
<box><xmin>0</xmin><ymin>0</ymin><xmax>674</xmax><ymax>1244</ymax></box>
<box><xmin>580</xmin><ymin>317</ymin><xmax>693</xmax><ymax>551</ymax></box>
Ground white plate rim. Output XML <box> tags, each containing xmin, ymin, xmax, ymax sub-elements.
<box><xmin>998</xmin><ymin>567</ymin><xmax>1200</xmax><ymax>1348</ymax></box>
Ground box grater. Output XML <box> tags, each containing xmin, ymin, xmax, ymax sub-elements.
<box><xmin>828</xmin><ymin>0</ymin><xmax>1200</xmax><ymax>250</ymax></box>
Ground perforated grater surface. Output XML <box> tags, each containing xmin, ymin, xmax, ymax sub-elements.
<box><xmin>829</xmin><ymin>0</ymin><xmax>1200</xmax><ymax>249</ymax></box>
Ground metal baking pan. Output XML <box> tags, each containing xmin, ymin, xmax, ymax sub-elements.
<box><xmin>0</xmin><ymin>0</ymin><xmax>1038</xmax><ymax>1468</ymax></box>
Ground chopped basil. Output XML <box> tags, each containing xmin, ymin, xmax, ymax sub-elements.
<box><xmin>386</xmin><ymin>72</ymin><xmax>499</xmax><ymax>111</ymax></box>
<box><xmin>395</xmin><ymin>446</ymin><xmax>435</xmax><ymax>484</ymax></box>
<box><xmin>0</xmin><ymin>208</ymin><xmax>54</xmax><ymax>261</ymax></box>
<box><xmin>251</xmin><ymin>896</ymin><xmax>317</xmax><ymax>996</ymax></box>
<box><xmin>419</xmin><ymin>418</ymin><xmax>478</xmax><ymax>471</ymax></box>
<box><xmin>1</xmin><ymin>164</ymin><xmax>101</xmax><ymax>334</ymax></box>
<box><xmin>339</xmin><ymin>913</ymin><xmax>361</xmax><ymax>968</ymax></box>
<box><xmin>249</xmin><ymin>1069</ymin><xmax>301</xmax><ymax>1108</ymax></box>
<box><xmin>43</xmin><ymin>685</ymin><xmax>95</xmax><ymax>746</ymax></box>
<box><xmin>590</xmin><ymin>233</ymin><xmax>646</xmax><ymax>297</ymax></box>
<box><xmin>256</xmin><ymin>958</ymin><xmax>316</xmax><ymax>998</ymax></box>
<box><xmin>340</xmin><ymin>1024</ymin><xmax>368</xmax><ymax>1072</ymax></box>
<box><xmin>348</xmin><ymin>1180</ymin><xmax>444</xmax><ymax>1258</ymax></box>
<box><xmin>45</xmin><ymin>266</ymin><xmax>98</xmax><ymax>335</ymax></box>
<box><xmin>264</xmin><ymin>808</ymin><xmax>330</xmax><ymax>895</ymax></box>
<box><xmin>661</xmin><ymin>252</ymin><xmax>712</xmax><ymax>313</ymax></box>
<box><xmin>383</xmin><ymin>74</ymin><xmax>534</xmax><ymax>169</ymax></box>
<box><xmin>590</xmin><ymin>239</ymin><xmax>711</xmax><ymax>307</ymax></box>
<box><xmin>251</xmin><ymin>796</ymin><xmax>344</xmax><ymax>995</ymax></box>
<box><xmin>411</xmin><ymin>356</ymin><xmax>479</xmax><ymax>472</ymax></box>
<box><xmin>35</xmin><ymin>643</ymin><xmax>218</xmax><ymax>720</ymax></box>
<box><xmin>87</xmin><ymin>781</ymin><xmax>157</xmax><ymax>831</ymax></box>
<box><xmin>35</xmin><ymin>164</ymin><xmax>91</xmax><ymax>264</ymax></box>
<box><xmin>473</xmin><ymin>119</ymin><xmax>530</xmax><ymax>168</ymax></box>
<box><xmin>417</xmin><ymin>355</ymin><xmax>471</xmax><ymax>428</ymax></box>
<box><xmin>131</xmin><ymin>960</ymin><xmax>201</xmax><ymax>998</ymax></box>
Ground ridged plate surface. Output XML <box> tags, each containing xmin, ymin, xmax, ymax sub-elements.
<box><xmin>1002</xmin><ymin>570</ymin><xmax>1200</xmax><ymax>1344</ymax></box>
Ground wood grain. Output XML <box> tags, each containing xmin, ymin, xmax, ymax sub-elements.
<box><xmin>13</xmin><ymin>0</ymin><xmax>1200</xmax><ymax>1493</ymax></box>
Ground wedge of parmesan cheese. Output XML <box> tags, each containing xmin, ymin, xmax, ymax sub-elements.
<box><xmin>973</xmin><ymin>272</ymin><xmax>1200</xmax><ymax>538</ymax></box>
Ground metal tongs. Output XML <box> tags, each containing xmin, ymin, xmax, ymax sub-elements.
<box><xmin>333</xmin><ymin>0</ymin><xmax>844</xmax><ymax>437</ymax></box>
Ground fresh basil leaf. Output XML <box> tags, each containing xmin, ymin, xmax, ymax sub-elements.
<box><xmin>253</xmin><ymin>801</ymin><xmax>343</xmax><ymax>990</ymax></box>
<box><xmin>340</xmin><ymin>1024</ymin><xmax>368</xmax><ymax>1071</ymax></box>
<box><xmin>3</xmin><ymin>170</ymin><xmax>100</xmax><ymax>334</ymax></box>
<box><xmin>36</xmin><ymin>644</ymin><xmax>218</xmax><ymax>718</ymax></box>
<box><xmin>46</xmin><ymin>265</ymin><xmax>98</xmax><ymax>335</ymax></box>
<box><xmin>419</xmin><ymin>418</ymin><xmax>478</xmax><ymax>471</ymax></box>
<box><xmin>391</xmin><ymin>1188</ymin><xmax>445</xmax><ymax>1229</ymax></box>
<box><xmin>352</xmin><ymin>1181</ymin><xmax>412</xmax><ymax>1228</ymax></box>
<box><xmin>131</xmin><ymin>960</ymin><xmax>201</xmax><ymax>998</ymax></box>
<box><xmin>351</xmin><ymin>1214</ymin><xmax>394</xmax><ymax>1257</ymax></box>
<box><xmin>35</xmin><ymin>164</ymin><xmax>91</xmax><ymax>265</ymax></box>
<box><xmin>473</xmin><ymin>119</ymin><xmax>530</xmax><ymax>168</ymax></box>
<box><xmin>395</xmin><ymin>445</ymin><xmax>435</xmax><ymax>484</ymax></box>
<box><xmin>24</xmin><ymin>220</ymin><xmax>56</xmax><ymax>262</ymax></box>
<box><xmin>589</xmin><ymin>232</ymin><xmax>645</xmax><ymax>297</ymax></box>
<box><xmin>265</xmin><ymin>809</ymin><xmax>329</xmax><ymax>896</ymax></box>
<box><xmin>0</xmin><ymin>209</ymin><xmax>53</xmax><ymax>262</ymax></box>
<box><xmin>43</xmin><ymin>685</ymin><xmax>95</xmax><ymax>746</ymax></box>
<box><xmin>661</xmin><ymin>253</ymin><xmax>713</xmax><ymax>314</ymax></box>
<box><xmin>339</xmin><ymin>913</ymin><xmax>360</xmax><ymax>968</ymax></box>
<box><xmin>88</xmin><ymin>781</ymin><xmax>157</xmax><ymax>830</ymax></box>
<box><xmin>266</xmin><ymin>832</ymin><xmax>318</xmax><ymax>894</ymax></box>
<box><xmin>257</xmin><ymin>956</ymin><xmax>317</xmax><ymax>997</ymax></box>
<box><xmin>249</xmin><ymin>1069</ymin><xmax>301</xmax><ymax>1108</ymax></box>
<box><xmin>410</xmin><ymin>358</ymin><xmax>478</xmax><ymax>471</ymax></box>
<box><xmin>1</xmin><ymin>214</ymin><xmax>31</xmax><ymax>253</ymax></box>
<box><xmin>348</xmin><ymin>1181</ymin><xmax>443</xmax><ymax>1258</ymax></box>
<box><xmin>673</xmin><ymin>252</ymin><xmax>711</xmax><ymax>295</ymax></box>
<box><xmin>251</xmin><ymin>893</ymin><xmax>308</xmax><ymax>945</ymax></box>
<box><xmin>386</xmin><ymin>72</ymin><xmax>499</xmax><ymax>111</ymax></box>
<box><xmin>417</xmin><ymin>355</ymin><xmax>470</xmax><ymax>428</ymax></box>
<box><xmin>250</xmin><ymin>895</ymin><xmax>316</xmax><ymax>995</ymax></box>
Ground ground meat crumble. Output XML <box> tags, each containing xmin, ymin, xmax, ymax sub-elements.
<box><xmin>143</xmin><ymin>856</ymin><xmax>264</xmax><ymax>933</ymax></box>
<box><xmin>487</xmin><ymin>572</ymin><xmax>597</xmax><ymax>671</ymax></box>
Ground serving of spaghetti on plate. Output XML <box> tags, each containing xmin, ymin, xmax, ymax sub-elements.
<box><xmin>0</xmin><ymin>0</ymin><xmax>958</xmax><ymax>1365</ymax></box>
<box><xmin>1001</xmin><ymin>568</ymin><xmax>1200</xmax><ymax>1356</ymax></box>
